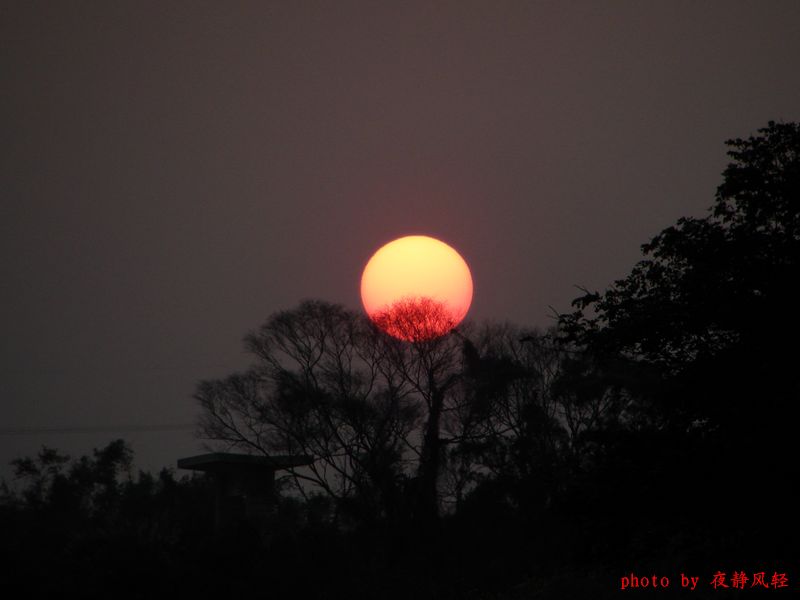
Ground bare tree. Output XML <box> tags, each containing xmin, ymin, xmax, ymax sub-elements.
<box><xmin>197</xmin><ymin>301</ymin><xmax>418</xmax><ymax>520</ymax></box>
<box><xmin>196</xmin><ymin>300</ymin><xmax>578</xmax><ymax>524</ymax></box>
<box><xmin>370</xmin><ymin>296</ymin><xmax>459</xmax><ymax>342</ymax></box>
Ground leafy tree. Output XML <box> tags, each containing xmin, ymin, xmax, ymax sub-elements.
<box><xmin>10</xmin><ymin>445</ymin><xmax>71</xmax><ymax>508</ymax></box>
<box><xmin>559</xmin><ymin>121</ymin><xmax>799</xmax><ymax>424</ymax></box>
<box><xmin>556</xmin><ymin>121</ymin><xmax>800</xmax><ymax>552</ymax></box>
<box><xmin>1</xmin><ymin>442</ymin><xmax>223</xmax><ymax>598</ymax></box>
<box><xmin>444</xmin><ymin>325</ymin><xmax>569</xmax><ymax>513</ymax></box>
<box><xmin>10</xmin><ymin>440</ymin><xmax>133</xmax><ymax>520</ymax></box>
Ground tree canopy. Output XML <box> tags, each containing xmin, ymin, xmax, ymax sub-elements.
<box><xmin>559</xmin><ymin>121</ymin><xmax>800</xmax><ymax>426</ymax></box>
<box><xmin>556</xmin><ymin>122</ymin><xmax>800</xmax><ymax>554</ymax></box>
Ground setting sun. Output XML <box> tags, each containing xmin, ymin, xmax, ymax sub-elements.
<box><xmin>360</xmin><ymin>235</ymin><xmax>473</xmax><ymax>341</ymax></box>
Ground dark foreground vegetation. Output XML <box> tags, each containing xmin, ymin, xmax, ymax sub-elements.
<box><xmin>2</xmin><ymin>122</ymin><xmax>798</xmax><ymax>598</ymax></box>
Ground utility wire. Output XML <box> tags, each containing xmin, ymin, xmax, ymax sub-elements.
<box><xmin>0</xmin><ymin>424</ymin><xmax>195</xmax><ymax>435</ymax></box>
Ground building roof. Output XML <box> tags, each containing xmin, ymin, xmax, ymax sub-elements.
<box><xmin>177</xmin><ymin>452</ymin><xmax>314</xmax><ymax>472</ymax></box>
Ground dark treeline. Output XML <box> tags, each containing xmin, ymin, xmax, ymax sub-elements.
<box><xmin>2</xmin><ymin>121</ymin><xmax>798</xmax><ymax>598</ymax></box>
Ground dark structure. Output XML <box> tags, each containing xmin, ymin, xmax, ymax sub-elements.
<box><xmin>178</xmin><ymin>452</ymin><xmax>313</xmax><ymax>531</ymax></box>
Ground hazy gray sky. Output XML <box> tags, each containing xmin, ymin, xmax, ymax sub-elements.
<box><xmin>2</xmin><ymin>1</ymin><xmax>799</xmax><ymax>476</ymax></box>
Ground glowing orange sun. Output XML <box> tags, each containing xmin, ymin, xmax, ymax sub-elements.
<box><xmin>360</xmin><ymin>235</ymin><xmax>473</xmax><ymax>341</ymax></box>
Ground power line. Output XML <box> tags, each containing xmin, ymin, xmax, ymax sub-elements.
<box><xmin>0</xmin><ymin>424</ymin><xmax>195</xmax><ymax>436</ymax></box>
<box><xmin>0</xmin><ymin>362</ymin><xmax>243</xmax><ymax>374</ymax></box>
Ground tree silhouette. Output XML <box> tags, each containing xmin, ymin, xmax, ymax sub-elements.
<box><xmin>370</xmin><ymin>295</ymin><xmax>458</xmax><ymax>342</ymax></box>
<box><xmin>196</xmin><ymin>300</ymin><xmax>467</xmax><ymax>525</ymax></box>
<box><xmin>557</xmin><ymin>120</ymin><xmax>800</xmax><ymax>555</ymax></box>
<box><xmin>197</xmin><ymin>301</ymin><xmax>416</xmax><ymax>522</ymax></box>
<box><xmin>4</xmin><ymin>122</ymin><xmax>797</xmax><ymax>600</ymax></box>
<box><xmin>195</xmin><ymin>300</ymin><xmax>571</xmax><ymax>529</ymax></box>
<box><xmin>1</xmin><ymin>441</ymin><xmax>226</xmax><ymax>598</ymax></box>
<box><xmin>559</xmin><ymin>121</ymin><xmax>799</xmax><ymax>424</ymax></box>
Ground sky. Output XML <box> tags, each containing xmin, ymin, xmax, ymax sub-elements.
<box><xmin>2</xmin><ymin>1</ymin><xmax>799</xmax><ymax>479</ymax></box>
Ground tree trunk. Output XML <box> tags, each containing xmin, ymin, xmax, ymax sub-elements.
<box><xmin>415</xmin><ymin>384</ymin><xmax>444</xmax><ymax>526</ymax></box>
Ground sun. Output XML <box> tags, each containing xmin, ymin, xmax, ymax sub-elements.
<box><xmin>360</xmin><ymin>235</ymin><xmax>473</xmax><ymax>341</ymax></box>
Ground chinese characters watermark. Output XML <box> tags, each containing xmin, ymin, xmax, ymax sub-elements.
<box><xmin>620</xmin><ymin>571</ymin><xmax>790</xmax><ymax>591</ymax></box>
